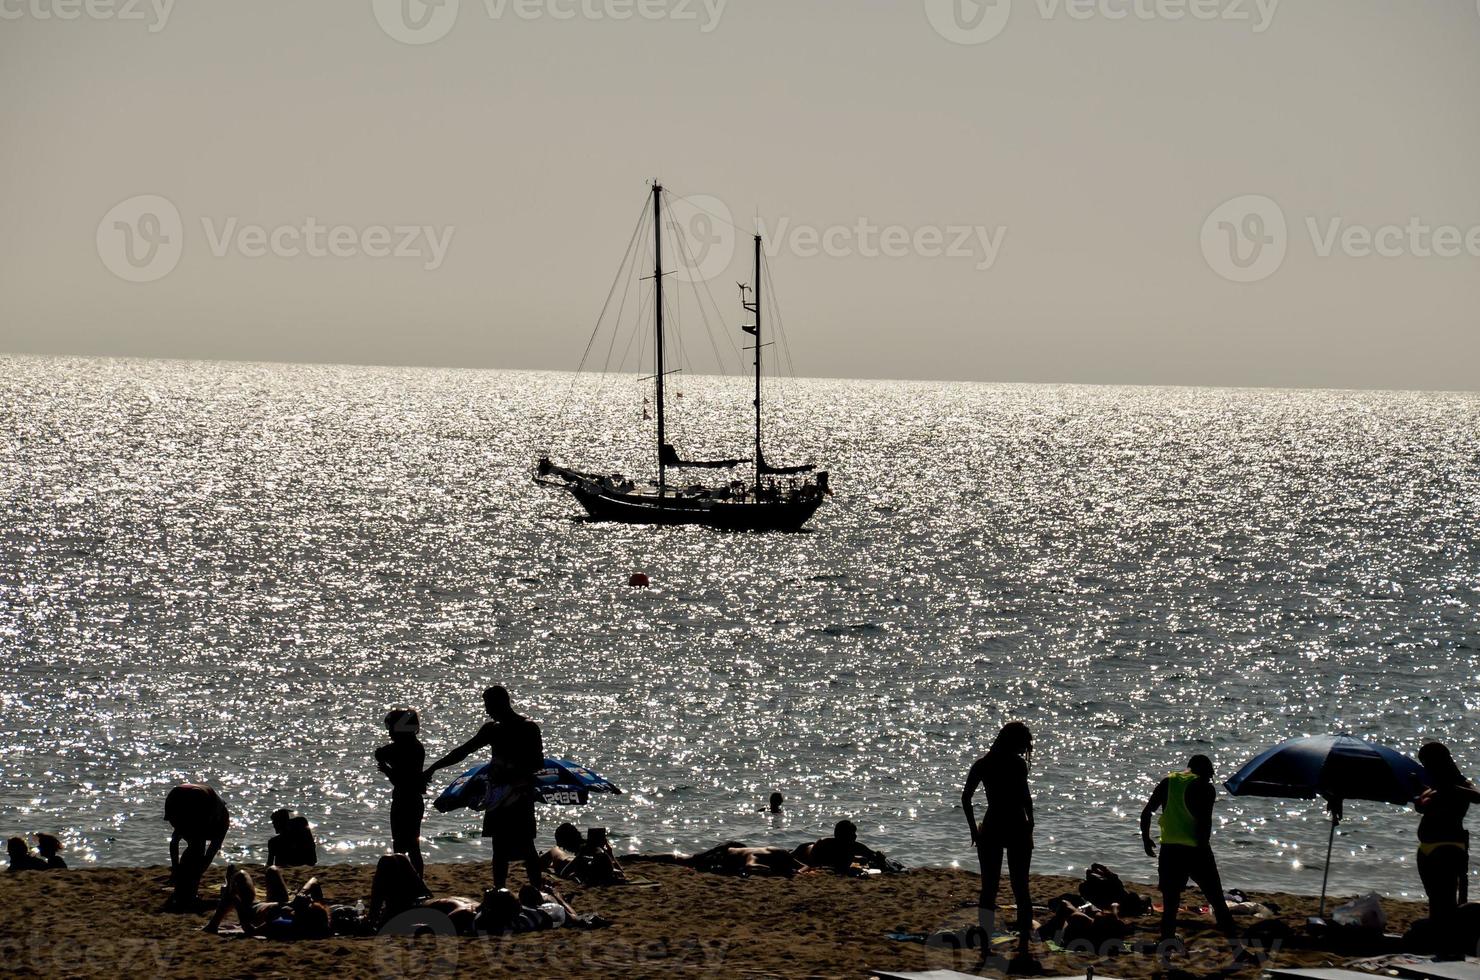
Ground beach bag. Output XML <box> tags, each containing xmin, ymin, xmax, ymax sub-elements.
<box><xmin>1331</xmin><ymin>892</ymin><xmax>1386</xmax><ymax>932</ymax></box>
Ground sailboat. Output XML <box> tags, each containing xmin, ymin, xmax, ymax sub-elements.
<box><xmin>537</xmin><ymin>183</ymin><xmax>830</xmax><ymax>531</ymax></box>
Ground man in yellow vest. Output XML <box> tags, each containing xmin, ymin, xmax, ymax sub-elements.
<box><xmin>1140</xmin><ymin>755</ymin><xmax>1238</xmax><ymax>947</ymax></box>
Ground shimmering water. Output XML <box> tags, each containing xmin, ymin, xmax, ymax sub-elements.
<box><xmin>2</xmin><ymin>355</ymin><xmax>1478</xmax><ymax>899</ymax></box>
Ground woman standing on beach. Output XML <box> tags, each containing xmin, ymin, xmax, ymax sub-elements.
<box><xmin>376</xmin><ymin>709</ymin><xmax>428</xmax><ymax>876</ymax></box>
<box><xmin>1415</xmin><ymin>742</ymin><xmax>1479</xmax><ymax>956</ymax></box>
<box><xmin>961</xmin><ymin>721</ymin><xmax>1038</xmax><ymax>969</ymax></box>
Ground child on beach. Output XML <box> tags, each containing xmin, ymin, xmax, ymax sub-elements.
<box><xmin>376</xmin><ymin>708</ymin><xmax>429</xmax><ymax>876</ymax></box>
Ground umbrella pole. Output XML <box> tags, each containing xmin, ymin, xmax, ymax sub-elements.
<box><xmin>1319</xmin><ymin>811</ymin><xmax>1337</xmax><ymax>918</ymax></box>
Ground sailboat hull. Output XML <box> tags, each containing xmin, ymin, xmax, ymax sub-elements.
<box><xmin>564</xmin><ymin>481</ymin><xmax>823</xmax><ymax>531</ymax></box>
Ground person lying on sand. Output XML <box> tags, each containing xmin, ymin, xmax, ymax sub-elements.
<box><xmin>34</xmin><ymin>833</ymin><xmax>66</xmax><ymax>869</ymax></box>
<box><xmin>363</xmin><ymin>852</ymin><xmax>482</xmax><ymax>934</ymax></box>
<box><xmin>628</xmin><ymin>841</ymin><xmax>808</xmax><ymax>877</ymax></box>
<box><xmin>1036</xmin><ymin>896</ymin><xmax>1133</xmax><ymax>948</ymax></box>
<box><xmin>542</xmin><ymin>824</ymin><xmax>627</xmax><ymax>886</ymax></box>
<box><xmin>266</xmin><ymin>809</ymin><xmax>318</xmax><ymax>869</ymax></box>
<box><xmin>164</xmin><ymin>783</ymin><xmax>230</xmax><ymax>912</ymax></box>
<box><xmin>203</xmin><ymin>865</ymin><xmax>331</xmax><ymax>940</ymax></box>
<box><xmin>7</xmin><ymin>836</ymin><xmax>48</xmax><ymax>872</ymax></box>
<box><xmin>474</xmin><ymin>884</ymin><xmax>611</xmax><ymax>934</ymax></box>
<box><xmin>792</xmin><ymin>819</ymin><xmax>897</xmax><ymax>874</ymax></box>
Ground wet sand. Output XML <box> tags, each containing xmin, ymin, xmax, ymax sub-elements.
<box><xmin>0</xmin><ymin>862</ymin><xmax>1432</xmax><ymax>979</ymax></box>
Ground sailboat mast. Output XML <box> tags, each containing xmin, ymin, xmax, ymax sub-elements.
<box><xmin>752</xmin><ymin>234</ymin><xmax>762</xmax><ymax>491</ymax></box>
<box><xmin>654</xmin><ymin>182</ymin><xmax>666</xmax><ymax>497</ymax></box>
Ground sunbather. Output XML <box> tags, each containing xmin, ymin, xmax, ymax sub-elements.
<box><xmin>34</xmin><ymin>833</ymin><xmax>66</xmax><ymax>869</ymax></box>
<box><xmin>792</xmin><ymin>819</ymin><xmax>893</xmax><ymax>874</ymax></box>
<box><xmin>628</xmin><ymin>841</ymin><xmax>808</xmax><ymax>877</ymax></box>
<box><xmin>542</xmin><ymin>823</ymin><xmax>626</xmax><ymax>885</ymax></box>
<box><xmin>203</xmin><ymin>865</ymin><xmax>331</xmax><ymax>940</ymax></box>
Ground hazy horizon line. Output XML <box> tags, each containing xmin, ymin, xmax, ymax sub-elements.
<box><xmin>4</xmin><ymin>347</ymin><xmax>1478</xmax><ymax>398</ymax></box>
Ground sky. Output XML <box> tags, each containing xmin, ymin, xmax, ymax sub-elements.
<box><xmin>2</xmin><ymin>0</ymin><xmax>1479</xmax><ymax>390</ymax></box>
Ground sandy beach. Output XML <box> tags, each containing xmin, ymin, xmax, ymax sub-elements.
<box><xmin>0</xmin><ymin>861</ymin><xmax>1435</xmax><ymax>979</ymax></box>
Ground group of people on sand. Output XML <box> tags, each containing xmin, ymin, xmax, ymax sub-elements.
<box><xmin>11</xmin><ymin>687</ymin><xmax>1475</xmax><ymax>963</ymax></box>
<box><xmin>959</xmin><ymin>722</ymin><xmax>1478</xmax><ymax>971</ymax></box>
<box><xmin>5</xmin><ymin>832</ymin><xmax>66</xmax><ymax>871</ymax></box>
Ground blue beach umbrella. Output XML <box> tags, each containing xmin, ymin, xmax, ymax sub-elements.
<box><xmin>434</xmin><ymin>758</ymin><xmax>622</xmax><ymax>813</ymax></box>
<box><xmin>1225</xmin><ymin>734</ymin><xmax>1429</xmax><ymax>915</ymax></box>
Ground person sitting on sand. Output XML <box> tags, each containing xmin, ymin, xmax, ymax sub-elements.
<box><xmin>542</xmin><ymin>823</ymin><xmax>626</xmax><ymax>886</ymax></box>
<box><xmin>266</xmin><ymin>809</ymin><xmax>318</xmax><ymax>868</ymax></box>
<box><xmin>1414</xmin><ymin>741</ymin><xmax>1480</xmax><ymax>959</ymax></box>
<box><xmin>203</xmin><ymin>865</ymin><xmax>331</xmax><ymax>940</ymax></box>
<box><xmin>164</xmin><ymin>783</ymin><xmax>231</xmax><ymax>911</ymax></box>
<box><xmin>34</xmin><ymin>833</ymin><xmax>66</xmax><ymax>869</ymax></box>
<box><xmin>1140</xmin><ymin>754</ymin><xmax>1238</xmax><ymax>954</ymax></box>
<box><xmin>792</xmin><ymin>819</ymin><xmax>892</xmax><ymax>874</ymax></box>
<box><xmin>7</xmin><ymin>836</ymin><xmax>48</xmax><ymax>872</ymax></box>
<box><xmin>628</xmin><ymin>841</ymin><xmax>808</xmax><ymax>877</ymax></box>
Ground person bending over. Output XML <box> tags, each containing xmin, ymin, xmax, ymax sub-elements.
<box><xmin>164</xmin><ymin>783</ymin><xmax>231</xmax><ymax>911</ymax></box>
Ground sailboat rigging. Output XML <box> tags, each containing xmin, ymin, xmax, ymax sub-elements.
<box><xmin>537</xmin><ymin>182</ymin><xmax>830</xmax><ymax>531</ymax></box>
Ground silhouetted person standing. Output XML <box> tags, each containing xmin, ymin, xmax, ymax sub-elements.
<box><xmin>375</xmin><ymin>708</ymin><xmax>428</xmax><ymax>876</ymax></box>
<box><xmin>164</xmin><ymin>783</ymin><xmax>230</xmax><ymax>911</ymax></box>
<box><xmin>962</xmin><ymin>721</ymin><xmax>1037</xmax><ymax>969</ymax></box>
<box><xmin>425</xmin><ymin>686</ymin><xmax>545</xmax><ymax>891</ymax></box>
<box><xmin>1415</xmin><ymin>742</ymin><xmax>1479</xmax><ymax>959</ymax></box>
<box><xmin>1141</xmin><ymin>754</ymin><xmax>1237</xmax><ymax>950</ymax></box>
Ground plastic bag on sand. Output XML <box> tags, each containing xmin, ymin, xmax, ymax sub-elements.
<box><xmin>1331</xmin><ymin>893</ymin><xmax>1386</xmax><ymax>932</ymax></box>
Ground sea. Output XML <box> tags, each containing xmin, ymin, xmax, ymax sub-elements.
<box><xmin>2</xmin><ymin>355</ymin><xmax>1477</xmax><ymax>900</ymax></box>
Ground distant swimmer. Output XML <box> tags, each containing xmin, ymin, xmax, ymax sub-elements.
<box><xmin>962</xmin><ymin>721</ymin><xmax>1039</xmax><ymax>970</ymax></box>
<box><xmin>763</xmin><ymin>791</ymin><xmax>784</xmax><ymax>814</ymax></box>
<box><xmin>164</xmin><ymin>783</ymin><xmax>230</xmax><ymax>911</ymax></box>
<box><xmin>424</xmin><ymin>686</ymin><xmax>545</xmax><ymax>891</ymax></box>
<box><xmin>1140</xmin><ymin>754</ymin><xmax>1238</xmax><ymax>954</ymax></box>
